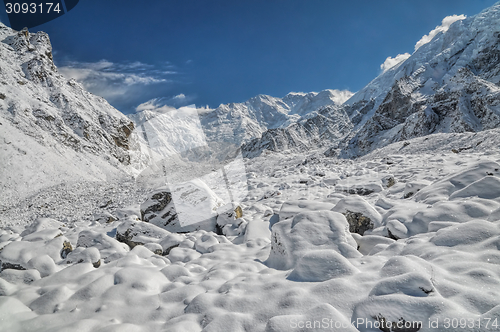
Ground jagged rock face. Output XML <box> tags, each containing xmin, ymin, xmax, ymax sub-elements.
<box><xmin>340</xmin><ymin>4</ymin><xmax>500</xmax><ymax>157</ymax></box>
<box><xmin>241</xmin><ymin>106</ymin><xmax>353</xmax><ymax>157</ymax></box>
<box><xmin>0</xmin><ymin>23</ymin><xmax>142</xmax><ymax>204</ymax></box>
<box><xmin>141</xmin><ymin>190</ymin><xmax>174</xmax><ymax>222</ymax></box>
<box><xmin>345</xmin><ymin>68</ymin><xmax>500</xmax><ymax>156</ymax></box>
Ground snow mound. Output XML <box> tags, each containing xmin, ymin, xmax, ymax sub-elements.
<box><xmin>430</xmin><ymin>219</ymin><xmax>500</xmax><ymax>247</ymax></box>
<box><xmin>288</xmin><ymin>249</ymin><xmax>359</xmax><ymax>282</ymax></box>
<box><xmin>414</xmin><ymin>161</ymin><xmax>500</xmax><ymax>204</ymax></box>
<box><xmin>267</xmin><ymin>211</ymin><xmax>360</xmax><ymax>270</ymax></box>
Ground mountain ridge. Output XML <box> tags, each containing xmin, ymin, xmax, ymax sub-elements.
<box><xmin>242</xmin><ymin>2</ymin><xmax>500</xmax><ymax>158</ymax></box>
<box><xmin>0</xmin><ymin>22</ymin><xmax>145</xmax><ymax>206</ymax></box>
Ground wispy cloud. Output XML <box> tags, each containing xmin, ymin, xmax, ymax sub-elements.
<box><xmin>380</xmin><ymin>14</ymin><xmax>466</xmax><ymax>74</ymax></box>
<box><xmin>135</xmin><ymin>94</ymin><xmax>197</xmax><ymax>113</ymax></box>
<box><xmin>58</xmin><ymin>59</ymin><xmax>175</xmax><ymax>103</ymax></box>
<box><xmin>380</xmin><ymin>53</ymin><xmax>411</xmax><ymax>73</ymax></box>
<box><xmin>414</xmin><ymin>14</ymin><xmax>466</xmax><ymax>51</ymax></box>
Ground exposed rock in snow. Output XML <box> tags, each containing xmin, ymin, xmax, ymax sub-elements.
<box><xmin>115</xmin><ymin>220</ymin><xmax>171</xmax><ymax>249</ymax></box>
<box><xmin>140</xmin><ymin>180</ymin><xmax>226</xmax><ymax>233</ymax></box>
<box><xmin>332</xmin><ymin>195</ymin><xmax>383</xmax><ymax>235</ymax></box>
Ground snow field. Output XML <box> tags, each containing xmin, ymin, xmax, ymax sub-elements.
<box><xmin>2</xmin><ymin>150</ymin><xmax>500</xmax><ymax>331</ymax></box>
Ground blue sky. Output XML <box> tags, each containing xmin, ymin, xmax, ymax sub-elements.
<box><xmin>1</xmin><ymin>0</ymin><xmax>498</xmax><ymax>113</ymax></box>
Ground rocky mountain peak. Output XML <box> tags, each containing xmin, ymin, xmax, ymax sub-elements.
<box><xmin>336</xmin><ymin>2</ymin><xmax>500</xmax><ymax>158</ymax></box>
<box><xmin>0</xmin><ymin>25</ymin><xmax>142</xmax><ymax>204</ymax></box>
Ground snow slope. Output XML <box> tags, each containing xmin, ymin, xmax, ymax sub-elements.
<box><xmin>0</xmin><ymin>23</ymin><xmax>145</xmax><ymax>208</ymax></box>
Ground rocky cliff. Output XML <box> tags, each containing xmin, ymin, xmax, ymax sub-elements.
<box><xmin>0</xmin><ymin>23</ymin><xmax>141</xmax><ymax>205</ymax></box>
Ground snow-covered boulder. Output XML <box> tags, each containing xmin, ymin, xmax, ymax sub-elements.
<box><xmin>0</xmin><ymin>269</ymin><xmax>41</xmax><ymax>285</ymax></box>
<box><xmin>449</xmin><ymin>176</ymin><xmax>500</xmax><ymax>200</ymax></box>
<box><xmin>26</xmin><ymin>255</ymin><xmax>57</xmax><ymax>277</ymax></box>
<box><xmin>65</xmin><ymin>247</ymin><xmax>101</xmax><ymax>268</ymax></box>
<box><xmin>216</xmin><ymin>203</ymin><xmax>243</xmax><ymax>227</ymax></box>
<box><xmin>287</xmin><ymin>249</ymin><xmax>359</xmax><ymax>282</ymax></box>
<box><xmin>219</xmin><ymin>218</ymin><xmax>248</xmax><ymax>237</ymax></box>
<box><xmin>351</xmin><ymin>234</ymin><xmax>396</xmax><ymax>255</ymax></box>
<box><xmin>278</xmin><ymin>200</ymin><xmax>336</xmax><ymax>221</ymax></box>
<box><xmin>414</xmin><ymin>162</ymin><xmax>500</xmax><ymax>203</ymax></box>
<box><xmin>267</xmin><ymin>211</ymin><xmax>360</xmax><ymax>270</ymax></box>
<box><xmin>159</xmin><ymin>233</ymin><xmax>185</xmax><ymax>255</ymax></box>
<box><xmin>143</xmin><ymin>243</ymin><xmax>163</xmax><ymax>255</ymax></box>
<box><xmin>403</xmin><ymin>179</ymin><xmax>432</xmax><ymax>198</ymax></box>
<box><xmin>386</xmin><ymin>219</ymin><xmax>409</xmax><ymax>239</ymax></box>
<box><xmin>194</xmin><ymin>233</ymin><xmax>220</xmax><ymax>254</ymax></box>
<box><xmin>20</xmin><ymin>218</ymin><xmax>63</xmax><ymax>237</ymax></box>
<box><xmin>76</xmin><ymin>230</ymin><xmax>128</xmax><ymax>262</ymax></box>
<box><xmin>409</xmin><ymin>198</ymin><xmax>499</xmax><ymax>235</ymax></box>
<box><xmin>93</xmin><ymin>211</ymin><xmax>118</xmax><ymax>224</ymax></box>
<box><xmin>334</xmin><ymin>172</ymin><xmax>388</xmax><ymax>195</ymax></box>
<box><xmin>265</xmin><ymin>303</ymin><xmax>357</xmax><ymax>332</ymax></box>
<box><xmin>21</xmin><ymin>228</ymin><xmax>62</xmax><ymax>242</ymax></box>
<box><xmin>332</xmin><ymin>196</ymin><xmax>382</xmax><ymax>235</ymax></box>
<box><xmin>116</xmin><ymin>220</ymin><xmax>171</xmax><ymax>249</ymax></box>
<box><xmin>216</xmin><ymin>203</ymin><xmax>246</xmax><ymax>236</ymax></box>
<box><xmin>430</xmin><ymin>219</ymin><xmax>500</xmax><ymax>247</ymax></box>
<box><xmin>0</xmin><ymin>235</ymin><xmax>68</xmax><ymax>270</ymax></box>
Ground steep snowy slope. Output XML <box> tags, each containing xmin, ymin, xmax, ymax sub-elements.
<box><xmin>340</xmin><ymin>3</ymin><xmax>500</xmax><ymax>157</ymax></box>
<box><xmin>0</xmin><ymin>23</ymin><xmax>143</xmax><ymax>206</ymax></box>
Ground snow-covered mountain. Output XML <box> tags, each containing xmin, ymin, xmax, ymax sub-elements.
<box><xmin>129</xmin><ymin>89</ymin><xmax>353</xmax><ymax>161</ymax></box>
<box><xmin>241</xmin><ymin>3</ymin><xmax>500</xmax><ymax>159</ymax></box>
<box><xmin>338</xmin><ymin>3</ymin><xmax>500</xmax><ymax>157</ymax></box>
<box><xmin>241</xmin><ymin>105</ymin><xmax>353</xmax><ymax>158</ymax></box>
<box><xmin>201</xmin><ymin>89</ymin><xmax>353</xmax><ymax>145</ymax></box>
<box><xmin>0</xmin><ymin>23</ymin><xmax>143</xmax><ymax>206</ymax></box>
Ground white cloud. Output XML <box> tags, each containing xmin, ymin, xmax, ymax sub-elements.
<box><xmin>380</xmin><ymin>53</ymin><xmax>411</xmax><ymax>73</ymax></box>
<box><xmin>172</xmin><ymin>94</ymin><xmax>187</xmax><ymax>101</ymax></box>
<box><xmin>380</xmin><ymin>14</ymin><xmax>466</xmax><ymax>74</ymax></box>
<box><xmin>135</xmin><ymin>95</ymin><xmax>196</xmax><ymax>113</ymax></box>
<box><xmin>58</xmin><ymin>59</ymin><xmax>173</xmax><ymax>102</ymax></box>
<box><xmin>414</xmin><ymin>14</ymin><xmax>466</xmax><ymax>51</ymax></box>
<box><xmin>136</xmin><ymin>98</ymin><xmax>177</xmax><ymax>113</ymax></box>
